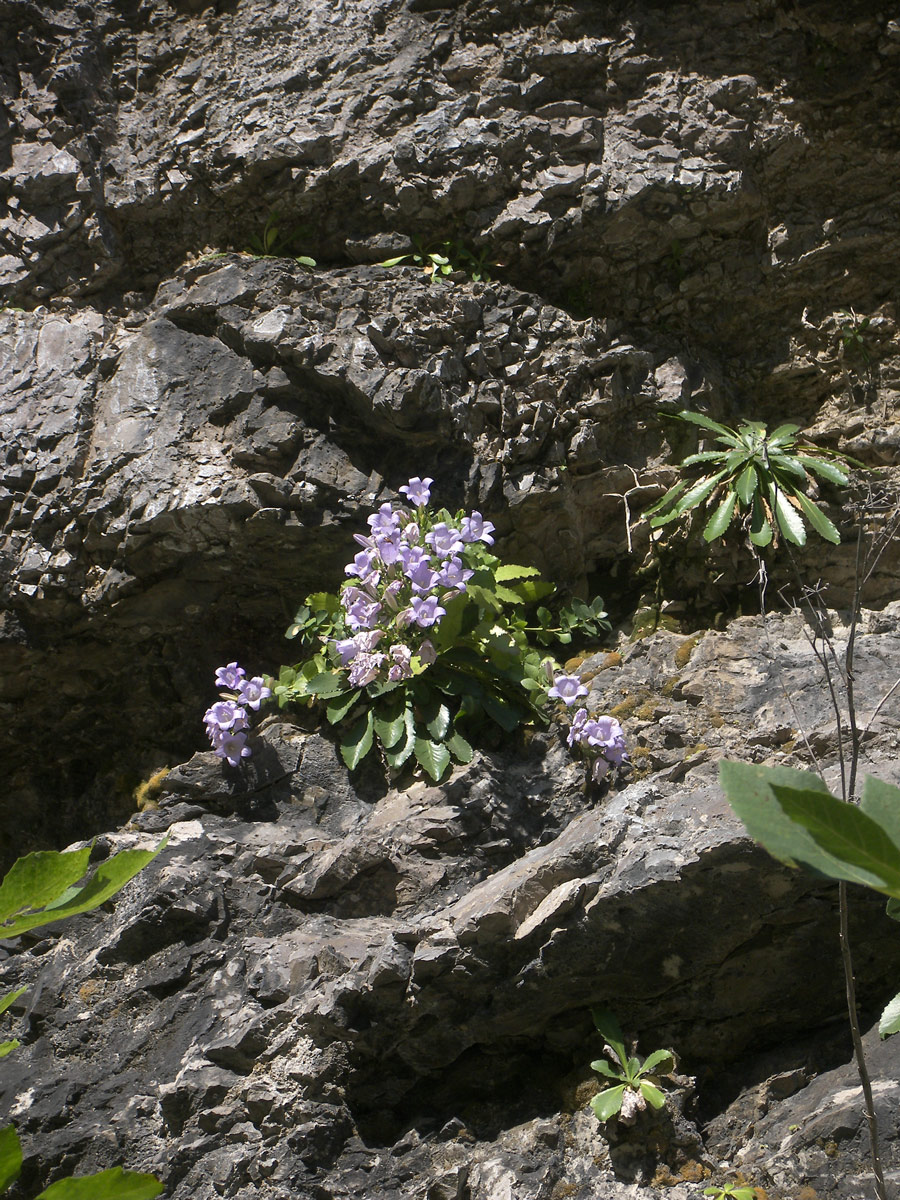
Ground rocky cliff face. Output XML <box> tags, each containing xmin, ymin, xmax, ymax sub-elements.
<box><xmin>3</xmin><ymin>0</ymin><xmax>900</xmax><ymax>1197</ymax></box>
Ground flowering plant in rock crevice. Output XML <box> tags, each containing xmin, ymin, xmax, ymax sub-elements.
<box><xmin>203</xmin><ymin>478</ymin><xmax>627</xmax><ymax>784</ymax></box>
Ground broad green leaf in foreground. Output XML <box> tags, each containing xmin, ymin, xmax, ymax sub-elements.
<box><xmin>771</xmin><ymin>783</ymin><xmax>900</xmax><ymax>897</ymax></box>
<box><xmin>590</xmin><ymin>1085</ymin><xmax>625</xmax><ymax>1122</ymax></box>
<box><xmin>1</xmin><ymin>842</ymin><xmax>167</xmax><ymax>940</ymax></box>
<box><xmin>879</xmin><ymin>990</ymin><xmax>900</xmax><ymax>1039</ymax></box>
<box><xmin>0</xmin><ymin>1124</ymin><xmax>22</xmax><ymax>1191</ymax></box>
<box><xmin>35</xmin><ymin>1167</ymin><xmax>163</xmax><ymax>1200</ymax></box>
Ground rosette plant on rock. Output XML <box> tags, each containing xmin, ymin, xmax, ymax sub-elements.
<box><xmin>589</xmin><ymin>1009</ymin><xmax>675</xmax><ymax>1124</ymax></box>
<box><xmin>645</xmin><ymin>411</ymin><xmax>853</xmax><ymax>548</ymax></box>
<box><xmin>269</xmin><ymin>478</ymin><xmax>620</xmax><ymax>782</ymax></box>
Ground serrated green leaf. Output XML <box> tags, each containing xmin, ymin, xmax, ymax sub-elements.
<box><xmin>446</xmin><ymin>731</ymin><xmax>474</xmax><ymax>763</ymax></box>
<box><xmin>507</xmin><ymin>579</ymin><xmax>556</xmax><ymax>604</ymax></box>
<box><xmin>340</xmin><ymin>710</ymin><xmax>375</xmax><ymax>770</ymax></box>
<box><xmin>879</xmin><ymin>990</ymin><xmax>900</xmax><ymax>1038</ymax></box>
<box><xmin>643</xmin><ymin>479</ymin><xmax>690</xmax><ymax>523</ymax></box>
<box><xmin>0</xmin><ymin>1125</ymin><xmax>22</xmax><ymax>1191</ymax></box>
<box><xmin>325</xmin><ymin>689</ymin><xmax>361</xmax><ymax>724</ymax></box>
<box><xmin>675</xmin><ymin>411</ymin><xmax>742</xmax><ymax>442</ymax></box>
<box><xmin>795</xmin><ymin>455</ymin><xmax>849</xmax><ymax>486</ymax></box>
<box><xmin>413</xmin><ymin>738</ymin><xmax>451</xmax><ymax>781</ymax></box>
<box><xmin>792</xmin><ymin>489</ymin><xmax>840</xmax><ymax>544</ymax></box>
<box><xmin>590</xmin><ymin>1085</ymin><xmax>625</xmax><ymax>1122</ymax></box>
<box><xmin>670</xmin><ymin>469</ymin><xmax>729</xmax><ymax>516</ymax></box>
<box><xmin>494</xmin><ymin>564</ymin><xmax>541</xmax><ymax>582</ymax></box>
<box><xmin>703</xmin><ymin>491</ymin><xmax>738</xmax><ymax>542</ymax></box>
<box><xmin>767</xmin><ymin>422</ymin><xmax>801</xmax><ymax>445</ymax></box>
<box><xmin>749</xmin><ymin>495</ymin><xmax>773</xmax><ymax>547</ymax></box>
<box><xmin>305</xmin><ymin>672</ymin><xmax>348</xmax><ymax>698</ymax></box>
<box><xmin>35</xmin><ymin>1167</ymin><xmax>163</xmax><ymax>1200</ymax></box>
<box><xmin>373</xmin><ymin>692</ymin><xmax>407</xmax><ymax>748</ymax></box>
<box><xmin>384</xmin><ymin>706</ymin><xmax>416</xmax><ymax>769</ymax></box>
<box><xmin>735</xmin><ymin>462</ymin><xmax>758</xmax><ymax>505</ymax></box>
<box><xmin>494</xmin><ymin>584</ymin><xmax>526</xmax><ymax>605</ymax></box>
<box><xmin>680</xmin><ymin>450</ymin><xmax>729</xmax><ymax>468</ymax></box>
<box><xmin>768</xmin><ymin>483</ymin><xmax>806</xmax><ymax>546</ymax></box>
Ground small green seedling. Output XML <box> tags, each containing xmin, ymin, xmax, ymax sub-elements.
<box><xmin>379</xmin><ymin>236</ymin><xmax>498</xmax><ymax>283</ymax></box>
<box><xmin>703</xmin><ymin>1184</ymin><xmax>757</xmax><ymax>1200</ymax></box>
<box><xmin>837</xmin><ymin>308</ymin><xmax>874</xmax><ymax>363</ymax></box>
<box><xmin>589</xmin><ymin>1009</ymin><xmax>675</xmax><ymax>1122</ymax></box>
<box><xmin>245</xmin><ymin>213</ymin><xmax>316</xmax><ymax>269</ymax></box>
<box><xmin>644</xmin><ymin>410</ymin><xmax>853</xmax><ymax>548</ymax></box>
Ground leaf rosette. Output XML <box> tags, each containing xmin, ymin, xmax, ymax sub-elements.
<box><xmin>644</xmin><ymin>411</ymin><xmax>853</xmax><ymax>548</ymax></box>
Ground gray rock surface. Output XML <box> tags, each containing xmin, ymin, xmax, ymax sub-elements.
<box><xmin>4</xmin><ymin>615</ymin><xmax>900</xmax><ymax>1199</ymax></box>
<box><xmin>4</xmin><ymin>0</ymin><xmax>900</xmax><ymax>1197</ymax></box>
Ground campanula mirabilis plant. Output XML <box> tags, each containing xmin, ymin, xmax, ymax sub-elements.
<box><xmin>267</xmin><ymin>478</ymin><xmax>624</xmax><ymax>783</ymax></box>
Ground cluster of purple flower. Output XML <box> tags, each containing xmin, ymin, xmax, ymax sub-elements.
<box><xmin>203</xmin><ymin>662</ymin><xmax>272</xmax><ymax>767</ymax></box>
<box><xmin>332</xmin><ymin>477</ymin><xmax>496</xmax><ymax>688</ymax></box>
<box><xmin>548</xmin><ymin>672</ymin><xmax>628</xmax><ymax>783</ymax></box>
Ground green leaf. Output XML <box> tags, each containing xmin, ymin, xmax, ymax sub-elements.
<box><xmin>590</xmin><ymin>1085</ymin><xmax>626</xmax><ymax>1122</ymax></box>
<box><xmin>413</xmin><ymin>738</ymin><xmax>451</xmax><ymax>781</ymax></box>
<box><xmin>0</xmin><ymin>847</ymin><xmax>91</xmax><ymax>924</ymax></box>
<box><xmin>0</xmin><ymin>1040</ymin><xmax>19</xmax><ymax>1059</ymax></box>
<box><xmin>719</xmin><ymin>760</ymin><xmax>834</xmax><ymax>871</ymax></box>
<box><xmin>305</xmin><ymin>672</ymin><xmax>347</xmax><ymax>698</ymax></box>
<box><xmin>767</xmin><ymin>423</ymin><xmax>801</xmax><ymax>445</ymax></box>
<box><xmin>590</xmin><ymin>1059</ymin><xmax>625</xmax><ymax>1081</ymax></box>
<box><xmin>0</xmin><ymin>1125</ymin><xmax>22</xmax><ymax>1192</ymax></box>
<box><xmin>670</xmin><ymin>469</ymin><xmax>729</xmax><ymax>517</ymax></box>
<box><xmin>340</xmin><ymin>710</ymin><xmax>374</xmax><ymax>770</ymax></box>
<box><xmin>373</xmin><ymin>692</ymin><xmax>407</xmax><ymax>748</ymax></box>
<box><xmin>384</xmin><ymin>706</ymin><xmax>416</xmax><ymax>770</ymax></box>
<box><xmin>703</xmin><ymin>491</ymin><xmax>738</xmax><ymax>542</ymax></box>
<box><xmin>481</xmin><ymin>691</ymin><xmax>522</xmax><ymax>732</ymax></box>
<box><xmin>639</xmin><ymin>1080</ymin><xmax>666</xmax><ymax>1109</ymax></box>
<box><xmin>494</xmin><ymin>585</ymin><xmax>527</xmax><ymax>605</ymax></box>
<box><xmin>735</xmin><ymin>462</ymin><xmax>758</xmax><ymax>505</ymax></box>
<box><xmin>325</xmin><ymin>689</ymin><xmax>361</xmax><ymax>725</ymax></box>
<box><xmin>640</xmin><ymin>1048</ymin><xmax>676</xmax><ymax>1075</ymax></box>
<box><xmin>675</xmin><ymin>411</ymin><xmax>742</xmax><ymax>443</ymax></box>
<box><xmin>792</xmin><ymin>489</ymin><xmax>840</xmax><ymax>544</ymax></box>
<box><xmin>643</xmin><ymin>480</ymin><xmax>689</xmax><ymax>522</ymax></box>
<box><xmin>446</xmin><ymin>731</ymin><xmax>474</xmax><ymax>763</ymax></box>
<box><xmin>591</xmin><ymin>1009</ymin><xmax>627</xmax><ymax>1067</ymax></box>
<box><xmin>887</xmin><ymin>897</ymin><xmax>900</xmax><ymax>923</ymax></box>
<box><xmin>378</xmin><ymin>254</ymin><xmax>412</xmax><ymax>267</ymax></box>
<box><xmin>425</xmin><ymin>701</ymin><xmax>451</xmax><ymax>741</ymax></box>
<box><xmin>771</xmin><ymin>783</ymin><xmax>900</xmax><ymax>896</ymax></box>
<box><xmin>35</xmin><ymin>1168</ymin><xmax>163</xmax><ymax>1200</ymax></box>
<box><xmin>768</xmin><ymin>484</ymin><xmax>806</xmax><ymax>546</ymax></box>
<box><xmin>859</xmin><ymin>777</ymin><xmax>900</xmax><ymax>846</ymax></box>
<box><xmin>795</xmin><ymin>455</ymin><xmax>849</xmax><ymax>486</ymax></box>
<box><xmin>0</xmin><ymin>987</ymin><xmax>26</xmax><ymax>1019</ymax></box>
<box><xmin>494</xmin><ymin>564</ymin><xmax>541</xmax><ymax>582</ymax></box>
<box><xmin>680</xmin><ymin>451</ymin><xmax>729</xmax><ymax>468</ymax></box>
<box><xmin>879</xmin><ymin>990</ymin><xmax>900</xmax><ymax>1038</ymax></box>
<box><xmin>1</xmin><ymin>841</ymin><xmax>167</xmax><ymax>939</ymax></box>
<box><xmin>749</xmin><ymin>495</ymin><xmax>773</xmax><ymax>547</ymax></box>
<box><xmin>505</xmin><ymin>579</ymin><xmax>556</xmax><ymax>604</ymax></box>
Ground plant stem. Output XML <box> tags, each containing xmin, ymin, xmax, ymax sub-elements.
<box><xmin>838</xmin><ymin>879</ymin><xmax>888</xmax><ymax>1200</ymax></box>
